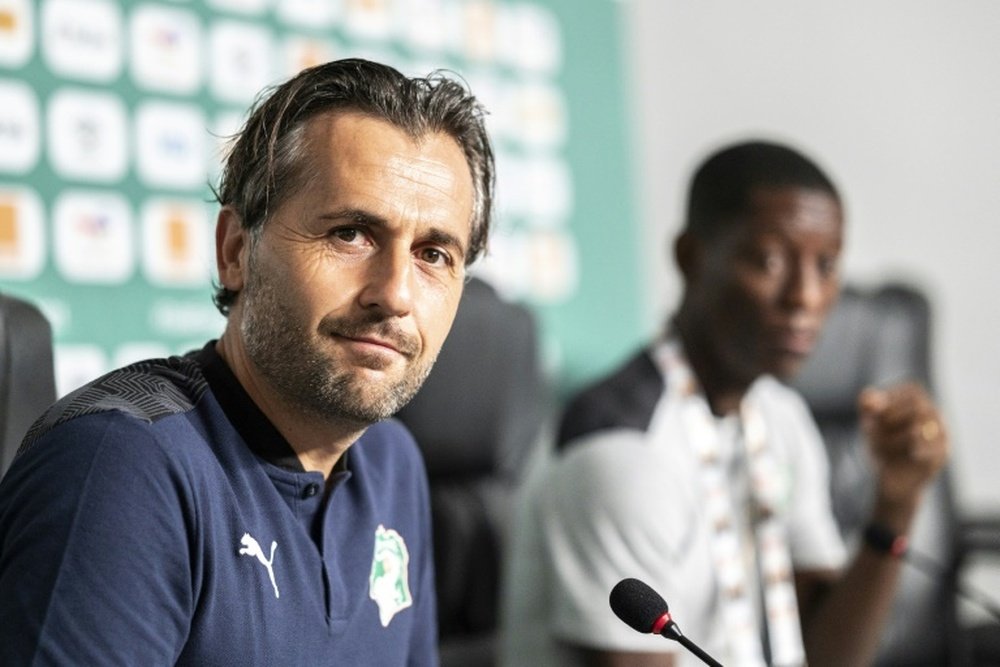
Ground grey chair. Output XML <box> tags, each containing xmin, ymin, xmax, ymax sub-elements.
<box><xmin>394</xmin><ymin>277</ymin><xmax>547</xmax><ymax>667</ymax></box>
<box><xmin>0</xmin><ymin>293</ymin><xmax>57</xmax><ymax>478</ymax></box>
<box><xmin>793</xmin><ymin>282</ymin><xmax>1000</xmax><ymax>666</ymax></box>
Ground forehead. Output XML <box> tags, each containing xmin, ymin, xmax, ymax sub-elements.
<box><xmin>290</xmin><ymin>111</ymin><xmax>475</xmax><ymax>230</ymax></box>
<box><xmin>742</xmin><ymin>186</ymin><xmax>843</xmax><ymax>238</ymax></box>
<box><xmin>304</xmin><ymin>111</ymin><xmax>471</xmax><ymax>192</ymax></box>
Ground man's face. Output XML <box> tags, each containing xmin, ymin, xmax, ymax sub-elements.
<box><xmin>234</xmin><ymin>111</ymin><xmax>474</xmax><ymax>425</ymax></box>
<box><xmin>688</xmin><ymin>186</ymin><xmax>843</xmax><ymax>384</ymax></box>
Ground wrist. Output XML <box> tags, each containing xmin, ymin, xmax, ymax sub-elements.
<box><xmin>863</xmin><ymin>522</ymin><xmax>909</xmax><ymax>558</ymax></box>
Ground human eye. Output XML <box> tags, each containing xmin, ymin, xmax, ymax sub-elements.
<box><xmin>817</xmin><ymin>254</ymin><xmax>840</xmax><ymax>279</ymax></box>
<box><xmin>329</xmin><ymin>226</ymin><xmax>369</xmax><ymax>246</ymax></box>
<box><xmin>417</xmin><ymin>246</ymin><xmax>453</xmax><ymax>267</ymax></box>
<box><xmin>748</xmin><ymin>247</ymin><xmax>785</xmax><ymax>274</ymax></box>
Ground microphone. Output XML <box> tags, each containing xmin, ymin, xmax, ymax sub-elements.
<box><xmin>610</xmin><ymin>577</ymin><xmax>724</xmax><ymax>667</ymax></box>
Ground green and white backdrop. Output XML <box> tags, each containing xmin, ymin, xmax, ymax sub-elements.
<box><xmin>0</xmin><ymin>0</ymin><xmax>646</xmax><ymax>399</ymax></box>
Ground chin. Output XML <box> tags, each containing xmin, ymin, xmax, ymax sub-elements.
<box><xmin>766</xmin><ymin>354</ymin><xmax>809</xmax><ymax>381</ymax></box>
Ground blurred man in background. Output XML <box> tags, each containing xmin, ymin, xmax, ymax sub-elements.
<box><xmin>501</xmin><ymin>140</ymin><xmax>948</xmax><ymax>667</ymax></box>
<box><xmin>0</xmin><ymin>58</ymin><xmax>494</xmax><ymax>665</ymax></box>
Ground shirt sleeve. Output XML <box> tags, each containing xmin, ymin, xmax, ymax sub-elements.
<box><xmin>0</xmin><ymin>412</ymin><xmax>195</xmax><ymax>666</ymax></box>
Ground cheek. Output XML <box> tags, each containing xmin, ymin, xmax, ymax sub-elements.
<box><xmin>713</xmin><ymin>276</ymin><xmax>772</xmax><ymax>331</ymax></box>
<box><xmin>417</xmin><ymin>285</ymin><xmax>463</xmax><ymax>352</ymax></box>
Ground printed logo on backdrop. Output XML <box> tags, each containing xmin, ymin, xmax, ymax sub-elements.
<box><xmin>47</xmin><ymin>89</ymin><xmax>128</xmax><ymax>183</ymax></box>
<box><xmin>41</xmin><ymin>0</ymin><xmax>123</xmax><ymax>83</ymax></box>
<box><xmin>456</xmin><ymin>1</ymin><xmax>498</xmax><ymax>63</ymax></box>
<box><xmin>282</xmin><ymin>35</ymin><xmax>338</xmax><ymax>79</ymax></box>
<box><xmin>0</xmin><ymin>186</ymin><xmax>44</xmax><ymax>280</ymax></box>
<box><xmin>129</xmin><ymin>4</ymin><xmax>202</xmax><ymax>94</ymax></box>
<box><xmin>53</xmin><ymin>190</ymin><xmax>134</xmax><ymax>284</ymax></box>
<box><xmin>208</xmin><ymin>21</ymin><xmax>275</xmax><ymax>103</ymax></box>
<box><xmin>141</xmin><ymin>198</ymin><xmax>211</xmax><ymax>287</ymax></box>
<box><xmin>135</xmin><ymin>102</ymin><xmax>207</xmax><ymax>190</ymax></box>
<box><xmin>343</xmin><ymin>0</ymin><xmax>393</xmax><ymax>41</ymax></box>
<box><xmin>0</xmin><ymin>80</ymin><xmax>40</xmax><ymax>174</ymax></box>
<box><xmin>498</xmin><ymin>3</ymin><xmax>561</xmax><ymax>73</ymax></box>
<box><xmin>398</xmin><ymin>0</ymin><xmax>449</xmax><ymax>54</ymax></box>
<box><xmin>512</xmin><ymin>82</ymin><xmax>567</xmax><ymax>148</ymax></box>
<box><xmin>275</xmin><ymin>0</ymin><xmax>339</xmax><ymax>29</ymax></box>
<box><xmin>0</xmin><ymin>0</ymin><xmax>33</xmax><ymax>67</ymax></box>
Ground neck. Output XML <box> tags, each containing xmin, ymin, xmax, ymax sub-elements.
<box><xmin>215</xmin><ymin>331</ymin><xmax>366</xmax><ymax>479</ymax></box>
<box><xmin>673</xmin><ymin>313</ymin><xmax>750</xmax><ymax>417</ymax></box>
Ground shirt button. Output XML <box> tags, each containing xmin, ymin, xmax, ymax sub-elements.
<box><xmin>303</xmin><ymin>483</ymin><xmax>320</xmax><ymax>499</ymax></box>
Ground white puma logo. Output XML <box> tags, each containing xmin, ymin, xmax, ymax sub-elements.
<box><xmin>238</xmin><ymin>532</ymin><xmax>279</xmax><ymax>599</ymax></box>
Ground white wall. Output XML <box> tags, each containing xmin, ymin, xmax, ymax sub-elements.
<box><xmin>621</xmin><ymin>0</ymin><xmax>1000</xmax><ymax>511</ymax></box>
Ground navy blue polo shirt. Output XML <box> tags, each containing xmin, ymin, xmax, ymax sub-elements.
<box><xmin>0</xmin><ymin>343</ymin><xmax>438</xmax><ymax>666</ymax></box>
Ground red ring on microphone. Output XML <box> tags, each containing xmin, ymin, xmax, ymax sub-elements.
<box><xmin>651</xmin><ymin>611</ymin><xmax>672</xmax><ymax>635</ymax></box>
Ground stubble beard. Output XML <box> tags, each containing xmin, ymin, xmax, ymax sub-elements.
<box><xmin>238</xmin><ymin>255</ymin><xmax>435</xmax><ymax>425</ymax></box>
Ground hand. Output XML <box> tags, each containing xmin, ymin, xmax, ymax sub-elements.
<box><xmin>858</xmin><ymin>383</ymin><xmax>949</xmax><ymax>522</ymax></box>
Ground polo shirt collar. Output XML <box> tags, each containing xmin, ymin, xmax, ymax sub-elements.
<box><xmin>192</xmin><ymin>341</ymin><xmax>349</xmax><ymax>475</ymax></box>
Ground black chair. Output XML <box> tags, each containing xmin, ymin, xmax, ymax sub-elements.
<box><xmin>0</xmin><ymin>293</ymin><xmax>57</xmax><ymax>478</ymax></box>
<box><xmin>395</xmin><ymin>277</ymin><xmax>547</xmax><ymax>667</ymax></box>
<box><xmin>792</xmin><ymin>282</ymin><xmax>1000</xmax><ymax>666</ymax></box>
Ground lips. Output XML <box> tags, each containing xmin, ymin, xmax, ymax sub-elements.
<box><xmin>773</xmin><ymin>327</ymin><xmax>818</xmax><ymax>357</ymax></box>
<box><xmin>323</xmin><ymin>318</ymin><xmax>419</xmax><ymax>358</ymax></box>
<box><xmin>341</xmin><ymin>334</ymin><xmax>405</xmax><ymax>356</ymax></box>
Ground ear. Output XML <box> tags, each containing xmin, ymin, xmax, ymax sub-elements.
<box><xmin>673</xmin><ymin>231</ymin><xmax>702</xmax><ymax>281</ymax></box>
<box><xmin>216</xmin><ymin>207</ymin><xmax>249</xmax><ymax>293</ymax></box>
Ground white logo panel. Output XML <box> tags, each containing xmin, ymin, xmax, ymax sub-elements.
<box><xmin>41</xmin><ymin>0</ymin><xmax>123</xmax><ymax>82</ymax></box>
<box><xmin>0</xmin><ymin>0</ymin><xmax>33</xmax><ymax>67</ymax></box>
<box><xmin>135</xmin><ymin>101</ymin><xmax>207</xmax><ymax>190</ymax></box>
<box><xmin>208</xmin><ymin>21</ymin><xmax>275</xmax><ymax>104</ymax></box>
<box><xmin>47</xmin><ymin>89</ymin><xmax>128</xmax><ymax>183</ymax></box>
<box><xmin>141</xmin><ymin>198</ymin><xmax>211</xmax><ymax>287</ymax></box>
<box><xmin>281</xmin><ymin>35</ymin><xmax>338</xmax><ymax>79</ymax></box>
<box><xmin>53</xmin><ymin>190</ymin><xmax>134</xmax><ymax>284</ymax></box>
<box><xmin>397</xmin><ymin>0</ymin><xmax>448</xmax><ymax>54</ymax></box>
<box><xmin>512</xmin><ymin>82</ymin><xmax>567</xmax><ymax>149</ymax></box>
<box><xmin>275</xmin><ymin>0</ymin><xmax>339</xmax><ymax>29</ymax></box>
<box><xmin>54</xmin><ymin>344</ymin><xmax>108</xmax><ymax>397</ymax></box>
<box><xmin>498</xmin><ymin>3</ymin><xmax>562</xmax><ymax>74</ymax></box>
<box><xmin>129</xmin><ymin>4</ymin><xmax>203</xmax><ymax>94</ymax></box>
<box><xmin>0</xmin><ymin>185</ymin><xmax>44</xmax><ymax>280</ymax></box>
<box><xmin>0</xmin><ymin>80</ymin><xmax>40</xmax><ymax>174</ymax></box>
<box><xmin>343</xmin><ymin>0</ymin><xmax>394</xmax><ymax>41</ymax></box>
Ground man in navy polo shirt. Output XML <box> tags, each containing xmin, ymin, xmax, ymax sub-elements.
<box><xmin>0</xmin><ymin>58</ymin><xmax>495</xmax><ymax>665</ymax></box>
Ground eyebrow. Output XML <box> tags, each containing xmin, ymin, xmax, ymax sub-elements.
<box><xmin>319</xmin><ymin>208</ymin><xmax>468</xmax><ymax>261</ymax></box>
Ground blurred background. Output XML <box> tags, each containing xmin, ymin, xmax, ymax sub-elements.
<box><xmin>1</xmin><ymin>0</ymin><xmax>997</xmax><ymax>524</ymax></box>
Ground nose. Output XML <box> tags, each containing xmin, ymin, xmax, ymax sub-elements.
<box><xmin>782</xmin><ymin>260</ymin><xmax>831</xmax><ymax>314</ymax></box>
<box><xmin>359</xmin><ymin>246</ymin><xmax>413</xmax><ymax>316</ymax></box>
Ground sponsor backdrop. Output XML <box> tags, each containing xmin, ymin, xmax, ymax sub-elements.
<box><xmin>0</xmin><ymin>0</ymin><xmax>643</xmax><ymax>398</ymax></box>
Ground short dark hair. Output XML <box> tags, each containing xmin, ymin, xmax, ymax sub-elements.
<box><xmin>684</xmin><ymin>140</ymin><xmax>840</xmax><ymax>239</ymax></box>
<box><xmin>212</xmin><ymin>58</ymin><xmax>495</xmax><ymax>316</ymax></box>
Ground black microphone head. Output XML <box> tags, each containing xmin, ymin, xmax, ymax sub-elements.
<box><xmin>609</xmin><ymin>577</ymin><xmax>670</xmax><ymax>634</ymax></box>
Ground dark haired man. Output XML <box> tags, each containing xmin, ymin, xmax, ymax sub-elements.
<box><xmin>501</xmin><ymin>141</ymin><xmax>948</xmax><ymax>667</ymax></box>
<box><xmin>0</xmin><ymin>58</ymin><xmax>494</xmax><ymax>665</ymax></box>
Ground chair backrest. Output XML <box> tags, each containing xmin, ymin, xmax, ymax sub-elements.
<box><xmin>394</xmin><ymin>277</ymin><xmax>546</xmax><ymax>666</ymax></box>
<box><xmin>0</xmin><ymin>293</ymin><xmax>57</xmax><ymax>477</ymax></box>
<box><xmin>792</xmin><ymin>282</ymin><xmax>958</xmax><ymax>666</ymax></box>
